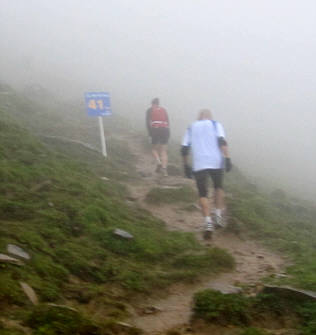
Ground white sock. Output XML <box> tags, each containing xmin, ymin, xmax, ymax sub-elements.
<box><xmin>215</xmin><ymin>208</ymin><xmax>222</xmax><ymax>217</ymax></box>
<box><xmin>205</xmin><ymin>216</ymin><xmax>213</xmax><ymax>230</ymax></box>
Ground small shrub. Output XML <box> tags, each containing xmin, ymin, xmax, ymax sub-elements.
<box><xmin>193</xmin><ymin>289</ymin><xmax>250</xmax><ymax>326</ymax></box>
<box><xmin>25</xmin><ymin>304</ymin><xmax>100</xmax><ymax>335</ymax></box>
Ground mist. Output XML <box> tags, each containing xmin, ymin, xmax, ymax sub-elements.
<box><xmin>1</xmin><ymin>0</ymin><xmax>315</xmax><ymax>199</ymax></box>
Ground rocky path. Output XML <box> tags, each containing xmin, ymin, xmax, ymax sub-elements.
<box><xmin>123</xmin><ymin>134</ymin><xmax>285</xmax><ymax>334</ymax></box>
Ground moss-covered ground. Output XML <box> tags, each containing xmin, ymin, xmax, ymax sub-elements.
<box><xmin>193</xmin><ymin>289</ymin><xmax>316</xmax><ymax>333</ymax></box>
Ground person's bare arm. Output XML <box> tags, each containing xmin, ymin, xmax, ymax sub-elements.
<box><xmin>218</xmin><ymin>137</ymin><xmax>232</xmax><ymax>171</ymax></box>
<box><xmin>221</xmin><ymin>143</ymin><xmax>229</xmax><ymax>158</ymax></box>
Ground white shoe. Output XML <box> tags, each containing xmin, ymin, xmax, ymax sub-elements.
<box><xmin>214</xmin><ymin>215</ymin><xmax>224</xmax><ymax>228</ymax></box>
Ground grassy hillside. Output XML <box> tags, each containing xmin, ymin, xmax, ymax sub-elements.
<box><xmin>225</xmin><ymin>171</ymin><xmax>316</xmax><ymax>291</ymax></box>
<box><xmin>0</xmin><ymin>99</ymin><xmax>234</xmax><ymax>334</ymax></box>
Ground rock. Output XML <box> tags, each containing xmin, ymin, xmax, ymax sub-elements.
<box><xmin>20</xmin><ymin>282</ymin><xmax>39</xmax><ymax>305</ymax></box>
<box><xmin>48</xmin><ymin>202</ymin><xmax>54</xmax><ymax>207</ymax></box>
<box><xmin>100</xmin><ymin>176</ymin><xmax>110</xmax><ymax>181</ymax></box>
<box><xmin>113</xmin><ymin>229</ymin><xmax>134</xmax><ymax>239</ymax></box>
<box><xmin>160</xmin><ymin>185</ymin><xmax>182</xmax><ymax>190</ymax></box>
<box><xmin>115</xmin><ymin>321</ymin><xmax>133</xmax><ymax>328</ymax></box>
<box><xmin>275</xmin><ymin>273</ymin><xmax>288</xmax><ymax>279</ymax></box>
<box><xmin>7</xmin><ymin>244</ymin><xmax>30</xmax><ymax>260</ymax></box>
<box><xmin>256</xmin><ymin>255</ymin><xmax>264</xmax><ymax>259</ymax></box>
<box><xmin>0</xmin><ymin>253</ymin><xmax>23</xmax><ymax>265</ymax></box>
<box><xmin>142</xmin><ymin>306</ymin><xmax>163</xmax><ymax>314</ymax></box>
<box><xmin>263</xmin><ymin>285</ymin><xmax>316</xmax><ymax>302</ymax></box>
<box><xmin>210</xmin><ymin>283</ymin><xmax>242</xmax><ymax>294</ymax></box>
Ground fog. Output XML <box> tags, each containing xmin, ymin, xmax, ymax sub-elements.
<box><xmin>1</xmin><ymin>0</ymin><xmax>316</xmax><ymax>199</ymax></box>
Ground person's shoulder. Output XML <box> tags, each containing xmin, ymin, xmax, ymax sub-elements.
<box><xmin>191</xmin><ymin>120</ymin><xmax>200</xmax><ymax>126</ymax></box>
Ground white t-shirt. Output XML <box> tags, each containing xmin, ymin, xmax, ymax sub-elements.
<box><xmin>182</xmin><ymin>120</ymin><xmax>226</xmax><ymax>172</ymax></box>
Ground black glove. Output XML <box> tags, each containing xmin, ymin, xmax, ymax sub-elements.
<box><xmin>184</xmin><ymin>164</ymin><xmax>193</xmax><ymax>179</ymax></box>
<box><xmin>225</xmin><ymin>157</ymin><xmax>232</xmax><ymax>172</ymax></box>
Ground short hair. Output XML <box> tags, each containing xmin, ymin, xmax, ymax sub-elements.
<box><xmin>152</xmin><ymin>98</ymin><xmax>159</xmax><ymax>105</ymax></box>
<box><xmin>198</xmin><ymin>109</ymin><xmax>212</xmax><ymax>120</ymax></box>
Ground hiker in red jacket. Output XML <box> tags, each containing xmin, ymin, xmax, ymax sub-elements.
<box><xmin>146</xmin><ymin>98</ymin><xmax>170</xmax><ymax>176</ymax></box>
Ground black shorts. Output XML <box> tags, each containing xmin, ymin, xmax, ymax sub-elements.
<box><xmin>151</xmin><ymin>127</ymin><xmax>170</xmax><ymax>145</ymax></box>
<box><xmin>194</xmin><ymin>169</ymin><xmax>224</xmax><ymax>197</ymax></box>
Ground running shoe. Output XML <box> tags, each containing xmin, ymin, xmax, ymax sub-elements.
<box><xmin>162</xmin><ymin>168</ymin><xmax>168</xmax><ymax>177</ymax></box>
<box><xmin>214</xmin><ymin>215</ymin><xmax>224</xmax><ymax>228</ymax></box>
<box><xmin>203</xmin><ymin>222</ymin><xmax>214</xmax><ymax>240</ymax></box>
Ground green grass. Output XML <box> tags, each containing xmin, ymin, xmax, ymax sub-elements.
<box><xmin>224</xmin><ymin>169</ymin><xmax>316</xmax><ymax>292</ymax></box>
<box><xmin>193</xmin><ymin>289</ymin><xmax>316</xmax><ymax>332</ymax></box>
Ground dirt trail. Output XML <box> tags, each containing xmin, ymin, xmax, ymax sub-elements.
<box><xmin>123</xmin><ymin>134</ymin><xmax>285</xmax><ymax>334</ymax></box>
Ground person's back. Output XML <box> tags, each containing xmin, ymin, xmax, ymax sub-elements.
<box><xmin>189</xmin><ymin>120</ymin><xmax>224</xmax><ymax>172</ymax></box>
<box><xmin>150</xmin><ymin>106</ymin><xmax>169</xmax><ymax>128</ymax></box>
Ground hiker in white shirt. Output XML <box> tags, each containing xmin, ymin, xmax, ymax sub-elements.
<box><xmin>181</xmin><ymin>109</ymin><xmax>232</xmax><ymax>239</ymax></box>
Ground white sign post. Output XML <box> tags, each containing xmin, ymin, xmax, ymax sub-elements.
<box><xmin>84</xmin><ymin>92</ymin><xmax>112</xmax><ymax>158</ymax></box>
<box><xmin>98</xmin><ymin>116</ymin><xmax>107</xmax><ymax>157</ymax></box>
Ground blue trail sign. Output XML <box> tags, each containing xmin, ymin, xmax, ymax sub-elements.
<box><xmin>85</xmin><ymin>92</ymin><xmax>112</xmax><ymax>117</ymax></box>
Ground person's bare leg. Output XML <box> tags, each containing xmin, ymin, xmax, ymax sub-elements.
<box><xmin>160</xmin><ymin>144</ymin><xmax>168</xmax><ymax>169</ymax></box>
<box><xmin>214</xmin><ymin>188</ymin><xmax>225</xmax><ymax>210</ymax></box>
<box><xmin>152</xmin><ymin>144</ymin><xmax>161</xmax><ymax>165</ymax></box>
<box><xmin>200</xmin><ymin>197</ymin><xmax>213</xmax><ymax>238</ymax></box>
<box><xmin>200</xmin><ymin>197</ymin><xmax>210</xmax><ymax>217</ymax></box>
<box><xmin>214</xmin><ymin>188</ymin><xmax>225</xmax><ymax>227</ymax></box>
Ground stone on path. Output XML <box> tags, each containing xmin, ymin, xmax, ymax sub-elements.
<box><xmin>115</xmin><ymin>321</ymin><xmax>136</xmax><ymax>330</ymax></box>
<box><xmin>0</xmin><ymin>253</ymin><xmax>23</xmax><ymax>265</ymax></box>
<box><xmin>113</xmin><ymin>229</ymin><xmax>134</xmax><ymax>239</ymax></box>
<box><xmin>159</xmin><ymin>185</ymin><xmax>182</xmax><ymax>190</ymax></box>
<box><xmin>20</xmin><ymin>282</ymin><xmax>39</xmax><ymax>305</ymax></box>
<box><xmin>142</xmin><ymin>306</ymin><xmax>163</xmax><ymax>315</ymax></box>
<box><xmin>209</xmin><ymin>283</ymin><xmax>242</xmax><ymax>294</ymax></box>
<box><xmin>7</xmin><ymin>244</ymin><xmax>30</xmax><ymax>260</ymax></box>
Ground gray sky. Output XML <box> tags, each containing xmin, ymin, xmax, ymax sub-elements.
<box><xmin>1</xmin><ymin>0</ymin><xmax>316</xmax><ymax>198</ymax></box>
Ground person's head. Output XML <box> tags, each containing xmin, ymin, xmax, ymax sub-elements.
<box><xmin>151</xmin><ymin>98</ymin><xmax>159</xmax><ymax>106</ymax></box>
<box><xmin>198</xmin><ymin>109</ymin><xmax>212</xmax><ymax>120</ymax></box>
